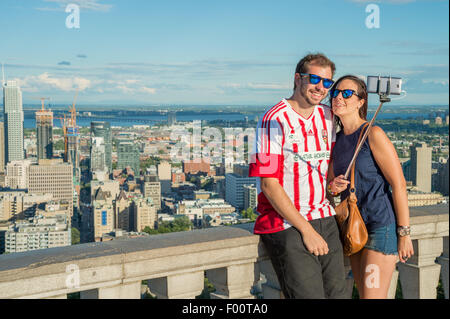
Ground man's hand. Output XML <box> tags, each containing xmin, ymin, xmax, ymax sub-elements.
<box><xmin>302</xmin><ymin>228</ymin><xmax>329</xmax><ymax>256</ymax></box>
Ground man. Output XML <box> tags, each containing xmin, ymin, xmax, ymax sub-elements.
<box><xmin>249</xmin><ymin>53</ymin><xmax>347</xmax><ymax>299</ymax></box>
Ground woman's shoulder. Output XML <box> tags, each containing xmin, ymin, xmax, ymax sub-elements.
<box><xmin>367</xmin><ymin>125</ymin><xmax>388</xmax><ymax>143</ymax></box>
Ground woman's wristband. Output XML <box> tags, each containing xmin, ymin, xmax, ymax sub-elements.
<box><xmin>327</xmin><ymin>183</ymin><xmax>340</xmax><ymax>197</ymax></box>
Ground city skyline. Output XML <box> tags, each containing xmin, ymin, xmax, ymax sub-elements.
<box><xmin>0</xmin><ymin>0</ymin><xmax>448</xmax><ymax>106</ymax></box>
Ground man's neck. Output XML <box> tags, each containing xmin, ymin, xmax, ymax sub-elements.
<box><xmin>286</xmin><ymin>93</ymin><xmax>316</xmax><ymax>119</ymax></box>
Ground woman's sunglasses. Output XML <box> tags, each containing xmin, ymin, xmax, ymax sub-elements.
<box><xmin>330</xmin><ymin>89</ymin><xmax>362</xmax><ymax>99</ymax></box>
<box><xmin>300</xmin><ymin>73</ymin><xmax>334</xmax><ymax>89</ymax></box>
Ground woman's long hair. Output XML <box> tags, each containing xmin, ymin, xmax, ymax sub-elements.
<box><xmin>329</xmin><ymin>75</ymin><xmax>368</xmax><ymax>130</ymax></box>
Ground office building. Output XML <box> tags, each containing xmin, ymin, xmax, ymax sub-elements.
<box><xmin>133</xmin><ymin>196</ymin><xmax>157</xmax><ymax>232</ymax></box>
<box><xmin>168</xmin><ymin>112</ymin><xmax>176</xmax><ymax>126</ymax></box>
<box><xmin>90</xmin><ymin>137</ymin><xmax>107</xmax><ymax>173</ymax></box>
<box><xmin>91</xmin><ymin>179</ymin><xmax>120</xmax><ymax>203</ymax></box>
<box><xmin>225</xmin><ymin>173</ymin><xmax>257</xmax><ymax>210</ymax></box>
<box><xmin>158</xmin><ymin>161</ymin><xmax>171</xmax><ymax>194</ymax></box>
<box><xmin>66</xmin><ymin>124</ymin><xmax>80</xmax><ymax>182</ymax></box>
<box><xmin>410</xmin><ymin>143</ymin><xmax>432</xmax><ymax>193</ymax></box>
<box><xmin>117</xmin><ymin>140</ymin><xmax>140</xmax><ymax>176</ymax></box>
<box><xmin>92</xmin><ymin>187</ymin><xmax>115</xmax><ymax>241</ymax></box>
<box><xmin>0</xmin><ymin>122</ymin><xmax>4</xmax><ymax>172</ymax></box>
<box><xmin>3</xmin><ymin>214</ymin><xmax>70</xmax><ymax>254</ymax></box>
<box><xmin>36</xmin><ymin>106</ymin><xmax>53</xmax><ymax>160</ymax></box>
<box><xmin>27</xmin><ymin>159</ymin><xmax>74</xmax><ymax>217</ymax></box>
<box><xmin>158</xmin><ymin>161</ymin><xmax>171</xmax><ymax>180</ymax></box>
<box><xmin>114</xmin><ymin>190</ymin><xmax>132</xmax><ymax>231</ymax></box>
<box><xmin>91</xmin><ymin>121</ymin><xmax>112</xmax><ymax>172</ymax></box>
<box><xmin>5</xmin><ymin>159</ymin><xmax>32</xmax><ymax>189</ymax></box>
<box><xmin>243</xmin><ymin>184</ymin><xmax>257</xmax><ymax>211</ymax></box>
<box><xmin>0</xmin><ymin>191</ymin><xmax>53</xmax><ymax>221</ymax></box>
<box><xmin>3</xmin><ymin>80</ymin><xmax>24</xmax><ymax>163</ymax></box>
<box><xmin>142</xmin><ymin>175</ymin><xmax>161</xmax><ymax>210</ymax></box>
<box><xmin>233</xmin><ymin>164</ymin><xmax>249</xmax><ymax>177</ymax></box>
<box><xmin>183</xmin><ymin>159</ymin><xmax>212</xmax><ymax>176</ymax></box>
<box><xmin>438</xmin><ymin>159</ymin><xmax>449</xmax><ymax>196</ymax></box>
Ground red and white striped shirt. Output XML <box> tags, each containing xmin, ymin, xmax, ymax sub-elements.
<box><xmin>249</xmin><ymin>99</ymin><xmax>336</xmax><ymax>234</ymax></box>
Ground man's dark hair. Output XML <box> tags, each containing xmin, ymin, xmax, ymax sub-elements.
<box><xmin>294</xmin><ymin>53</ymin><xmax>336</xmax><ymax>90</ymax></box>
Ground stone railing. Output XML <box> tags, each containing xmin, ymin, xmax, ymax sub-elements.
<box><xmin>0</xmin><ymin>204</ymin><xmax>447</xmax><ymax>299</ymax></box>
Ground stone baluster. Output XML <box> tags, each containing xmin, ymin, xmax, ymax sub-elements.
<box><xmin>387</xmin><ymin>268</ymin><xmax>399</xmax><ymax>299</ymax></box>
<box><xmin>206</xmin><ymin>263</ymin><xmax>257</xmax><ymax>299</ymax></box>
<box><xmin>147</xmin><ymin>271</ymin><xmax>204</xmax><ymax>299</ymax></box>
<box><xmin>436</xmin><ymin>236</ymin><xmax>449</xmax><ymax>299</ymax></box>
<box><xmin>398</xmin><ymin>237</ymin><xmax>443</xmax><ymax>299</ymax></box>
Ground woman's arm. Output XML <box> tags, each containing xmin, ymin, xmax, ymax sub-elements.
<box><xmin>327</xmin><ymin>158</ymin><xmax>350</xmax><ymax>201</ymax></box>
<box><xmin>368</xmin><ymin>126</ymin><xmax>414</xmax><ymax>262</ymax></box>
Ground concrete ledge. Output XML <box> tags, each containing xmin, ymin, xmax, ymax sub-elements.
<box><xmin>0</xmin><ymin>226</ymin><xmax>259</xmax><ymax>299</ymax></box>
<box><xmin>0</xmin><ymin>205</ymin><xmax>447</xmax><ymax>299</ymax></box>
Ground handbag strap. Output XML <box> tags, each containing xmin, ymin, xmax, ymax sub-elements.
<box><xmin>349</xmin><ymin>122</ymin><xmax>370</xmax><ymax>196</ymax></box>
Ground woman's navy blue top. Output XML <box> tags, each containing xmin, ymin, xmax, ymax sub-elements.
<box><xmin>333</xmin><ymin>123</ymin><xmax>396</xmax><ymax>232</ymax></box>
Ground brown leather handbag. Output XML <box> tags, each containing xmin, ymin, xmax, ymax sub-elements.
<box><xmin>335</xmin><ymin>123</ymin><xmax>369</xmax><ymax>256</ymax></box>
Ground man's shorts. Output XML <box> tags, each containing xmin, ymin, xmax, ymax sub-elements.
<box><xmin>260</xmin><ymin>216</ymin><xmax>348</xmax><ymax>299</ymax></box>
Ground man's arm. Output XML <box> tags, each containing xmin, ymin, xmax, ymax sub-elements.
<box><xmin>260</xmin><ymin>177</ymin><xmax>329</xmax><ymax>256</ymax></box>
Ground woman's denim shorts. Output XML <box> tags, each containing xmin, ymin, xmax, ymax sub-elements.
<box><xmin>364</xmin><ymin>223</ymin><xmax>398</xmax><ymax>255</ymax></box>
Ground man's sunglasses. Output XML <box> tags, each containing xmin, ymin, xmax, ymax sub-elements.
<box><xmin>330</xmin><ymin>89</ymin><xmax>362</xmax><ymax>99</ymax></box>
<box><xmin>300</xmin><ymin>73</ymin><xmax>334</xmax><ymax>89</ymax></box>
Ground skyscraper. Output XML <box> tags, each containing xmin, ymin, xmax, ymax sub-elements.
<box><xmin>225</xmin><ymin>173</ymin><xmax>257</xmax><ymax>210</ymax></box>
<box><xmin>0</xmin><ymin>121</ymin><xmax>4</xmax><ymax>173</ymax></box>
<box><xmin>117</xmin><ymin>140</ymin><xmax>140</xmax><ymax>175</ymax></box>
<box><xmin>90</xmin><ymin>137</ymin><xmax>107</xmax><ymax>173</ymax></box>
<box><xmin>3</xmin><ymin>80</ymin><xmax>24</xmax><ymax>163</ymax></box>
<box><xmin>36</xmin><ymin>102</ymin><xmax>53</xmax><ymax>160</ymax></box>
<box><xmin>91</xmin><ymin>121</ymin><xmax>112</xmax><ymax>173</ymax></box>
<box><xmin>168</xmin><ymin>112</ymin><xmax>176</xmax><ymax>126</ymax></box>
<box><xmin>27</xmin><ymin>159</ymin><xmax>74</xmax><ymax>218</ymax></box>
<box><xmin>410</xmin><ymin>143</ymin><xmax>432</xmax><ymax>193</ymax></box>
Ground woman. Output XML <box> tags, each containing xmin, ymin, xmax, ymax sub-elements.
<box><xmin>327</xmin><ymin>75</ymin><xmax>414</xmax><ymax>299</ymax></box>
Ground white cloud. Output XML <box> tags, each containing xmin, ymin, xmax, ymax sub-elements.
<box><xmin>115</xmin><ymin>84</ymin><xmax>157</xmax><ymax>95</ymax></box>
<box><xmin>14</xmin><ymin>72</ymin><xmax>91</xmax><ymax>92</ymax></box>
<box><xmin>222</xmin><ymin>82</ymin><xmax>290</xmax><ymax>91</ymax></box>
<box><xmin>247</xmin><ymin>83</ymin><xmax>291</xmax><ymax>90</ymax></box>
<box><xmin>140</xmin><ymin>87</ymin><xmax>157</xmax><ymax>94</ymax></box>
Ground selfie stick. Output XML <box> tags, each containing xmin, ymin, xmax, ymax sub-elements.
<box><xmin>343</xmin><ymin>77</ymin><xmax>391</xmax><ymax>179</ymax></box>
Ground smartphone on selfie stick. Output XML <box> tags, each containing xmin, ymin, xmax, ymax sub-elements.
<box><xmin>343</xmin><ymin>76</ymin><xmax>403</xmax><ymax>179</ymax></box>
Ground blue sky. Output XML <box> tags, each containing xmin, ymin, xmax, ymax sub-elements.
<box><xmin>0</xmin><ymin>0</ymin><xmax>448</xmax><ymax>106</ymax></box>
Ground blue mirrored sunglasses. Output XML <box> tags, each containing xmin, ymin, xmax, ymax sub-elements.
<box><xmin>330</xmin><ymin>89</ymin><xmax>361</xmax><ymax>99</ymax></box>
<box><xmin>300</xmin><ymin>73</ymin><xmax>334</xmax><ymax>89</ymax></box>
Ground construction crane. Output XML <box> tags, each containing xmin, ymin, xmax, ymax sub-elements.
<box><xmin>31</xmin><ymin>96</ymin><xmax>53</xmax><ymax>123</ymax></box>
<box><xmin>30</xmin><ymin>97</ymin><xmax>50</xmax><ymax>111</ymax></box>
<box><xmin>52</xmin><ymin>89</ymin><xmax>80</xmax><ymax>167</ymax></box>
<box><xmin>68</xmin><ymin>88</ymin><xmax>79</xmax><ymax>128</ymax></box>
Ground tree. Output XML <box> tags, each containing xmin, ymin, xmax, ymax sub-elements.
<box><xmin>53</xmin><ymin>140</ymin><xmax>65</xmax><ymax>151</ymax></box>
<box><xmin>71</xmin><ymin>227</ymin><xmax>80</xmax><ymax>245</ymax></box>
<box><xmin>241</xmin><ymin>207</ymin><xmax>257</xmax><ymax>221</ymax></box>
<box><xmin>142</xmin><ymin>216</ymin><xmax>193</xmax><ymax>235</ymax></box>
